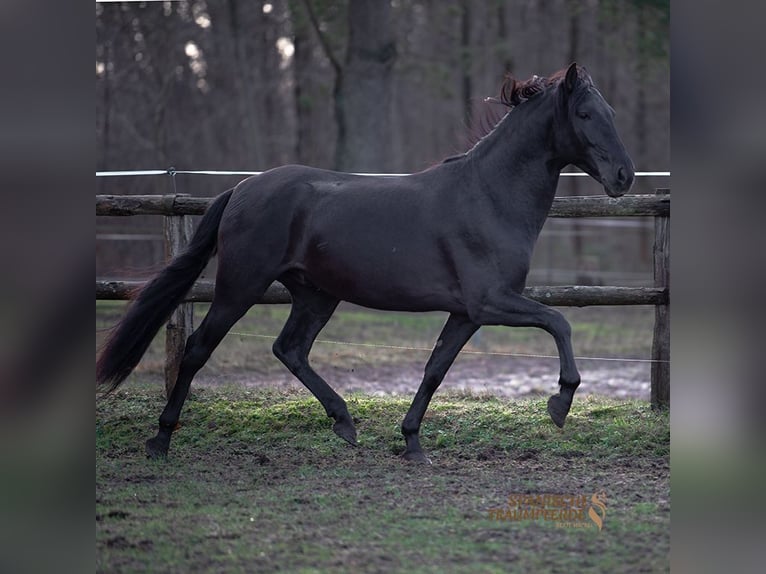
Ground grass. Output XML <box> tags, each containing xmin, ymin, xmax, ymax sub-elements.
<box><xmin>96</xmin><ymin>302</ymin><xmax>664</xmax><ymax>571</ymax></box>
<box><xmin>97</xmin><ymin>385</ymin><xmax>669</xmax><ymax>573</ymax></box>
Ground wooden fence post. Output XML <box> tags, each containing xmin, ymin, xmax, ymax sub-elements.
<box><xmin>164</xmin><ymin>194</ymin><xmax>194</xmax><ymax>399</ymax></box>
<box><xmin>651</xmin><ymin>188</ymin><xmax>670</xmax><ymax>409</ymax></box>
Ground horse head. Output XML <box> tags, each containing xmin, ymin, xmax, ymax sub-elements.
<box><xmin>557</xmin><ymin>63</ymin><xmax>635</xmax><ymax>197</ymax></box>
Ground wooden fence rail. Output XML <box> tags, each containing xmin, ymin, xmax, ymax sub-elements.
<box><xmin>96</xmin><ymin>280</ymin><xmax>667</xmax><ymax>307</ymax></box>
<box><xmin>96</xmin><ymin>193</ymin><xmax>669</xmax><ymax>218</ymax></box>
<box><xmin>96</xmin><ymin>191</ymin><xmax>670</xmax><ymax>407</ymax></box>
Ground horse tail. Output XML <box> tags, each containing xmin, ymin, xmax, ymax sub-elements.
<box><xmin>96</xmin><ymin>188</ymin><xmax>235</xmax><ymax>394</ymax></box>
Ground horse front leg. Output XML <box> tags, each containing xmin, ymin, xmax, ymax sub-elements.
<box><xmin>401</xmin><ymin>314</ymin><xmax>478</xmax><ymax>463</ymax></box>
<box><xmin>469</xmin><ymin>293</ymin><xmax>581</xmax><ymax>428</ymax></box>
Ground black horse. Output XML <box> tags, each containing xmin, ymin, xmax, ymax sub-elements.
<box><xmin>97</xmin><ymin>63</ymin><xmax>634</xmax><ymax>461</ymax></box>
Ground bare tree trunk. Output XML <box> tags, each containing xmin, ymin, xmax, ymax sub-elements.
<box><xmin>300</xmin><ymin>0</ymin><xmax>346</xmax><ymax>170</ymax></box>
<box><xmin>497</xmin><ymin>2</ymin><xmax>512</xmax><ymax>74</ymax></box>
<box><xmin>292</xmin><ymin>18</ymin><xmax>312</xmax><ymax>165</ymax></box>
<box><xmin>460</xmin><ymin>0</ymin><xmax>472</xmax><ymax>129</ymax></box>
<box><xmin>291</xmin><ymin>1</ymin><xmax>336</xmax><ymax>168</ymax></box>
<box><xmin>635</xmin><ymin>3</ymin><xmax>651</xmax><ymax>265</ymax></box>
<box><xmin>228</xmin><ymin>0</ymin><xmax>263</xmax><ymax>164</ymax></box>
<box><xmin>336</xmin><ymin>0</ymin><xmax>396</xmax><ymax>172</ymax></box>
<box><xmin>98</xmin><ymin>36</ymin><xmax>112</xmax><ymax>192</ymax></box>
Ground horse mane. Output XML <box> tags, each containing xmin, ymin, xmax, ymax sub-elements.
<box><xmin>442</xmin><ymin>65</ymin><xmax>592</xmax><ymax>164</ymax></box>
<box><xmin>490</xmin><ymin>65</ymin><xmax>592</xmax><ymax>109</ymax></box>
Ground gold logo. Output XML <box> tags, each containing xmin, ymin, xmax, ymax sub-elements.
<box><xmin>487</xmin><ymin>491</ymin><xmax>608</xmax><ymax>531</ymax></box>
<box><xmin>587</xmin><ymin>492</ymin><xmax>607</xmax><ymax>530</ymax></box>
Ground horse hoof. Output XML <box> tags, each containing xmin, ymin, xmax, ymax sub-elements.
<box><xmin>402</xmin><ymin>450</ymin><xmax>432</xmax><ymax>464</ymax></box>
<box><xmin>547</xmin><ymin>394</ymin><xmax>572</xmax><ymax>429</ymax></box>
<box><xmin>333</xmin><ymin>419</ymin><xmax>358</xmax><ymax>446</ymax></box>
<box><xmin>145</xmin><ymin>437</ymin><xmax>169</xmax><ymax>459</ymax></box>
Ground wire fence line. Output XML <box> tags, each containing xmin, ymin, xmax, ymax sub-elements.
<box><xmin>93</xmin><ymin>320</ymin><xmax>661</xmax><ymax>364</ymax></box>
<box><xmin>225</xmin><ymin>330</ymin><xmax>668</xmax><ymax>364</ymax></box>
<box><xmin>97</xmin><ymin>169</ymin><xmax>670</xmax><ymax>178</ymax></box>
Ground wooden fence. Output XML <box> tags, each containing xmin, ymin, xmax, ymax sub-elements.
<box><xmin>96</xmin><ymin>190</ymin><xmax>670</xmax><ymax>408</ymax></box>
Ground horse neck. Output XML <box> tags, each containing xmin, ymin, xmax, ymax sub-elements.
<box><xmin>466</xmin><ymin>93</ymin><xmax>565</xmax><ymax>221</ymax></box>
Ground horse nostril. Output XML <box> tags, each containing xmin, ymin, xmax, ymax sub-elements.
<box><xmin>616</xmin><ymin>167</ymin><xmax>627</xmax><ymax>185</ymax></box>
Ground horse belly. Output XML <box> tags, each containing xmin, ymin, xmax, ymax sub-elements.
<box><xmin>301</xmin><ymin>237</ymin><xmax>463</xmax><ymax>313</ymax></box>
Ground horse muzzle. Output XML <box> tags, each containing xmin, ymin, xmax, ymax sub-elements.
<box><xmin>603</xmin><ymin>164</ymin><xmax>634</xmax><ymax>198</ymax></box>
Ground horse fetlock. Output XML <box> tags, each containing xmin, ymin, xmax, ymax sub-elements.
<box><xmin>558</xmin><ymin>377</ymin><xmax>581</xmax><ymax>392</ymax></box>
<box><xmin>400</xmin><ymin>419</ymin><xmax>419</xmax><ymax>439</ymax></box>
<box><xmin>557</xmin><ymin>378</ymin><xmax>580</xmax><ymax>402</ymax></box>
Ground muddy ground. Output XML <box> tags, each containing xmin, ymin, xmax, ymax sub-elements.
<box><xmin>194</xmin><ymin>354</ymin><xmax>651</xmax><ymax>401</ymax></box>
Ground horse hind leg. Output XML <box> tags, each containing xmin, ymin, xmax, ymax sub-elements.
<box><xmin>145</xmin><ymin>290</ymin><xmax>260</xmax><ymax>458</ymax></box>
<box><xmin>271</xmin><ymin>285</ymin><xmax>356</xmax><ymax>445</ymax></box>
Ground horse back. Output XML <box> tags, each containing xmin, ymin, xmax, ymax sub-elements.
<box><xmin>220</xmin><ymin>165</ymin><xmax>468</xmax><ymax>312</ymax></box>
<box><xmin>219</xmin><ymin>163</ymin><xmax>536</xmax><ymax>313</ymax></box>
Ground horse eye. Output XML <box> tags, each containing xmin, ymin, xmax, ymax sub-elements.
<box><xmin>577</xmin><ymin>111</ymin><xmax>590</xmax><ymax>120</ymax></box>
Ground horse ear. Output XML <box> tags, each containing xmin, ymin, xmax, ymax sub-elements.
<box><xmin>564</xmin><ymin>62</ymin><xmax>578</xmax><ymax>94</ymax></box>
<box><xmin>500</xmin><ymin>75</ymin><xmax>516</xmax><ymax>106</ymax></box>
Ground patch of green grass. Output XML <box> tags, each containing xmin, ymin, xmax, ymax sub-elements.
<box><xmin>97</xmin><ymin>386</ymin><xmax>669</xmax><ymax>572</ymax></box>
<box><xmin>98</xmin><ymin>386</ymin><xmax>667</xmax><ymax>461</ymax></box>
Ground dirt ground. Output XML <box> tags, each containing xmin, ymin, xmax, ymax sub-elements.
<box><xmin>97</xmin><ymin>387</ymin><xmax>670</xmax><ymax>573</ymax></box>
<box><xmin>97</xmin><ymin>303</ymin><xmax>668</xmax><ymax>571</ymax></box>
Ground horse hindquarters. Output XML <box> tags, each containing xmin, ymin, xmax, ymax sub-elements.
<box><xmin>145</xmin><ymin>184</ymin><xmax>294</xmax><ymax>457</ymax></box>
